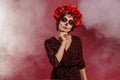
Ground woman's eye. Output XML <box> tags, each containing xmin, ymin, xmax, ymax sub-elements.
<box><xmin>61</xmin><ymin>18</ymin><xmax>67</xmax><ymax>22</ymax></box>
<box><xmin>69</xmin><ymin>20</ymin><xmax>74</xmax><ymax>25</ymax></box>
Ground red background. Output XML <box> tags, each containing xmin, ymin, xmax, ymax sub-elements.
<box><xmin>0</xmin><ymin>0</ymin><xmax>119</xmax><ymax>80</ymax></box>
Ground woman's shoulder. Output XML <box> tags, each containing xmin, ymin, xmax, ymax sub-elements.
<box><xmin>44</xmin><ymin>36</ymin><xmax>55</xmax><ymax>44</ymax></box>
<box><xmin>72</xmin><ymin>35</ymin><xmax>82</xmax><ymax>41</ymax></box>
<box><xmin>44</xmin><ymin>36</ymin><xmax>58</xmax><ymax>48</ymax></box>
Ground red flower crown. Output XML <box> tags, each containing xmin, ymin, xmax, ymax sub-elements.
<box><xmin>54</xmin><ymin>4</ymin><xmax>82</xmax><ymax>28</ymax></box>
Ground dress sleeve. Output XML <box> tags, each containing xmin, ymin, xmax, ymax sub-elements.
<box><xmin>44</xmin><ymin>40</ymin><xmax>60</xmax><ymax>68</ymax></box>
<box><xmin>77</xmin><ymin>37</ymin><xmax>85</xmax><ymax>69</ymax></box>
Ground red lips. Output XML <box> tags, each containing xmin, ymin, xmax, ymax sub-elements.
<box><xmin>63</xmin><ymin>26</ymin><xmax>68</xmax><ymax>29</ymax></box>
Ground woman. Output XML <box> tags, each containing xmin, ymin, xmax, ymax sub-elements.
<box><xmin>44</xmin><ymin>4</ymin><xmax>87</xmax><ymax>80</ymax></box>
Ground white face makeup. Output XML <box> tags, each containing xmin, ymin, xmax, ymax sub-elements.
<box><xmin>58</xmin><ymin>14</ymin><xmax>74</xmax><ymax>33</ymax></box>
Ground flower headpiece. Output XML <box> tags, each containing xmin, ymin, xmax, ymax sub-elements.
<box><xmin>54</xmin><ymin>4</ymin><xmax>82</xmax><ymax>28</ymax></box>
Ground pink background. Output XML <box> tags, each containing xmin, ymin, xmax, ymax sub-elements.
<box><xmin>0</xmin><ymin>0</ymin><xmax>119</xmax><ymax>80</ymax></box>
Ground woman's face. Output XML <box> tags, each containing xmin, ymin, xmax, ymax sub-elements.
<box><xmin>58</xmin><ymin>14</ymin><xmax>74</xmax><ymax>33</ymax></box>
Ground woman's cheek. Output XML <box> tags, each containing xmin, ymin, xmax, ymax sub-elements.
<box><xmin>68</xmin><ymin>26</ymin><xmax>72</xmax><ymax>31</ymax></box>
<box><xmin>58</xmin><ymin>22</ymin><xmax>63</xmax><ymax>29</ymax></box>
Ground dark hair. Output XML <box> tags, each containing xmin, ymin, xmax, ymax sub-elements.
<box><xmin>56</xmin><ymin>12</ymin><xmax>75</xmax><ymax>32</ymax></box>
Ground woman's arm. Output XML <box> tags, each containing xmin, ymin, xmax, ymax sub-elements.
<box><xmin>77</xmin><ymin>37</ymin><xmax>87</xmax><ymax>80</ymax></box>
<box><xmin>44</xmin><ymin>40</ymin><xmax>65</xmax><ymax>68</ymax></box>
<box><xmin>80</xmin><ymin>68</ymin><xmax>87</xmax><ymax>80</ymax></box>
<box><xmin>44</xmin><ymin>32</ymin><xmax>67</xmax><ymax>67</ymax></box>
<box><xmin>55</xmin><ymin>32</ymin><xmax>68</xmax><ymax>62</ymax></box>
<box><xmin>55</xmin><ymin>41</ymin><xmax>66</xmax><ymax>62</ymax></box>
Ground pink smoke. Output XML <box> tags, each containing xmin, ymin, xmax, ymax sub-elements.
<box><xmin>78</xmin><ymin>0</ymin><xmax>120</xmax><ymax>80</ymax></box>
<box><xmin>0</xmin><ymin>0</ymin><xmax>47</xmax><ymax>79</ymax></box>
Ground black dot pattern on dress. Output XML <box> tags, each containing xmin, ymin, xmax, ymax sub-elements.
<box><xmin>44</xmin><ymin>35</ymin><xmax>85</xmax><ymax>80</ymax></box>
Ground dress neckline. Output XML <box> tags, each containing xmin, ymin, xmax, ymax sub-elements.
<box><xmin>53</xmin><ymin>35</ymin><xmax>73</xmax><ymax>52</ymax></box>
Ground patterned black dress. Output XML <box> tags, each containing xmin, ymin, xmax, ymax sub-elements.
<box><xmin>44</xmin><ymin>35</ymin><xmax>85</xmax><ymax>80</ymax></box>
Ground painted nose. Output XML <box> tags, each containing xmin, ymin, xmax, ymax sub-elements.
<box><xmin>65</xmin><ymin>23</ymin><xmax>68</xmax><ymax>26</ymax></box>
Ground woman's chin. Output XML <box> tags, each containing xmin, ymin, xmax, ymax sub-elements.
<box><xmin>59</xmin><ymin>29</ymin><xmax>70</xmax><ymax>33</ymax></box>
<box><xmin>63</xmin><ymin>30</ymin><xmax>68</xmax><ymax>33</ymax></box>
<box><xmin>62</xmin><ymin>29</ymin><xmax>69</xmax><ymax>32</ymax></box>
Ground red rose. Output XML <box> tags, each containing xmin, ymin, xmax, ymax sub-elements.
<box><xmin>54</xmin><ymin>4</ymin><xmax>82</xmax><ymax>28</ymax></box>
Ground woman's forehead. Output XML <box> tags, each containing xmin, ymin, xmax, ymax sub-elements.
<box><xmin>64</xmin><ymin>14</ymin><xmax>73</xmax><ymax>20</ymax></box>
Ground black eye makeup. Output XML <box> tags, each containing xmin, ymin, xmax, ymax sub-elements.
<box><xmin>61</xmin><ymin>17</ymin><xmax>74</xmax><ymax>26</ymax></box>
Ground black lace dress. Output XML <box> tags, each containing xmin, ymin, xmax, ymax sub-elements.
<box><xmin>44</xmin><ymin>35</ymin><xmax>85</xmax><ymax>80</ymax></box>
